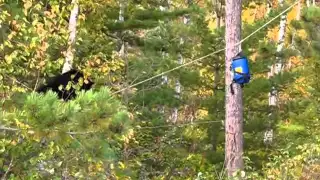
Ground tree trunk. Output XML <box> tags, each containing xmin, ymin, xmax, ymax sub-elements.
<box><xmin>224</xmin><ymin>0</ymin><xmax>244</xmax><ymax>177</ymax></box>
<box><xmin>296</xmin><ymin>0</ymin><xmax>301</xmax><ymax>20</ymax></box>
<box><xmin>118</xmin><ymin>0</ymin><xmax>129</xmax><ymax>105</ymax></box>
<box><xmin>159</xmin><ymin>2</ymin><xmax>170</xmax><ymax>115</ymax></box>
<box><xmin>212</xmin><ymin>0</ymin><xmax>223</xmax><ymax>90</ymax></box>
<box><xmin>265</xmin><ymin>0</ymin><xmax>287</xmax><ymax>145</ymax></box>
<box><xmin>60</xmin><ymin>1</ymin><xmax>79</xmax><ymax>179</ymax></box>
<box><xmin>266</xmin><ymin>0</ymin><xmax>272</xmax><ymax>16</ymax></box>
<box><xmin>268</xmin><ymin>0</ymin><xmax>288</xmax><ymax>97</ymax></box>
<box><xmin>62</xmin><ymin>0</ymin><xmax>79</xmax><ymax>73</ymax></box>
<box><xmin>171</xmin><ymin>0</ymin><xmax>192</xmax><ymax>123</ymax></box>
<box><xmin>274</xmin><ymin>0</ymin><xmax>287</xmax><ymax>75</ymax></box>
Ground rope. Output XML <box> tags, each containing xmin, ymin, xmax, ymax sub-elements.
<box><xmin>111</xmin><ymin>0</ymin><xmax>300</xmax><ymax>95</ymax></box>
<box><xmin>0</xmin><ymin>120</ymin><xmax>222</xmax><ymax>134</ymax></box>
<box><xmin>137</xmin><ymin>120</ymin><xmax>221</xmax><ymax>129</ymax></box>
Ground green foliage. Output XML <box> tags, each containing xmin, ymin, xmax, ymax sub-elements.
<box><xmin>1</xmin><ymin>0</ymin><xmax>320</xmax><ymax>179</ymax></box>
<box><xmin>0</xmin><ymin>87</ymin><xmax>132</xmax><ymax>178</ymax></box>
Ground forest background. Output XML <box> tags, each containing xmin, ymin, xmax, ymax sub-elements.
<box><xmin>0</xmin><ymin>0</ymin><xmax>320</xmax><ymax>179</ymax></box>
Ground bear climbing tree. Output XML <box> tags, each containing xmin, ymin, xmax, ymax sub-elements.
<box><xmin>36</xmin><ymin>69</ymin><xmax>94</xmax><ymax>101</ymax></box>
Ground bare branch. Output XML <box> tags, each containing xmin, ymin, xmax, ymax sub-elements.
<box><xmin>1</xmin><ymin>157</ymin><xmax>14</xmax><ymax>180</ymax></box>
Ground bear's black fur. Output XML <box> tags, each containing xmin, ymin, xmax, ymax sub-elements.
<box><xmin>36</xmin><ymin>69</ymin><xmax>94</xmax><ymax>101</ymax></box>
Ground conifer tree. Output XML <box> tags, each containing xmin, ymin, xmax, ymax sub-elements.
<box><xmin>224</xmin><ymin>0</ymin><xmax>244</xmax><ymax>176</ymax></box>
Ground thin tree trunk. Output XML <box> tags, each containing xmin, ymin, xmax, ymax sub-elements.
<box><xmin>266</xmin><ymin>0</ymin><xmax>272</xmax><ymax>16</ymax></box>
<box><xmin>265</xmin><ymin>0</ymin><xmax>287</xmax><ymax>145</ymax></box>
<box><xmin>296</xmin><ymin>0</ymin><xmax>301</xmax><ymax>20</ymax></box>
<box><xmin>118</xmin><ymin>0</ymin><xmax>129</xmax><ymax>105</ymax></box>
<box><xmin>159</xmin><ymin>2</ymin><xmax>170</xmax><ymax>115</ymax></box>
<box><xmin>269</xmin><ymin>0</ymin><xmax>287</xmax><ymax>106</ymax></box>
<box><xmin>60</xmin><ymin>2</ymin><xmax>79</xmax><ymax>179</ymax></box>
<box><xmin>275</xmin><ymin>0</ymin><xmax>287</xmax><ymax>74</ymax></box>
<box><xmin>224</xmin><ymin>0</ymin><xmax>244</xmax><ymax>176</ymax></box>
<box><xmin>171</xmin><ymin>0</ymin><xmax>192</xmax><ymax>123</ymax></box>
<box><xmin>286</xmin><ymin>0</ymin><xmax>301</xmax><ymax>70</ymax></box>
<box><xmin>212</xmin><ymin>0</ymin><xmax>223</xmax><ymax>89</ymax></box>
<box><xmin>212</xmin><ymin>0</ymin><xmax>224</xmax><ymax>27</ymax></box>
<box><xmin>62</xmin><ymin>0</ymin><xmax>79</xmax><ymax>73</ymax></box>
<box><xmin>212</xmin><ymin>0</ymin><xmax>224</xmax><ymax>151</ymax></box>
<box><xmin>306</xmin><ymin>0</ymin><xmax>310</xmax><ymax>7</ymax></box>
<box><xmin>160</xmin><ymin>51</ymin><xmax>168</xmax><ymax>114</ymax></box>
<box><xmin>213</xmin><ymin>29</ymin><xmax>221</xmax><ymax>90</ymax></box>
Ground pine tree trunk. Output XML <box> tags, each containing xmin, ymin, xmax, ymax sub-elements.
<box><xmin>62</xmin><ymin>0</ymin><xmax>79</xmax><ymax>73</ymax></box>
<box><xmin>307</xmin><ymin>0</ymin><xmax>310</xmax><ymax>7</ymax></box>
<box><xmin>224</xmin><ymin>0</ymin><xmax>244</xmax><ymax>176</ymax></box>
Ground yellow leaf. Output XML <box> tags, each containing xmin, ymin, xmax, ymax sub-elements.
<box><xmin>96</xmin><ymin>59</ymin><xmax>101</xmax><ymax>65</ymax></box>
<box><xmin>297</xmin><ymin>29</ymin><xmax>308</xmax><ymax>39</ymax></box>
<box><xmin>39</xmin><ymin>61</ymin><xmax>45</xmax><ymax>67</ymax></box>
<box><xmin>101</xmin><ymin>66</ymin><xmax>109</xmax><ymax>73</ymax></box>
<box><xmin>4</xmin><ymin>55</ymin><xmax>12</xmax><ymax>64</ymax></box>
<box><xmin>23</xmin><ymin>1</ymin><xmax>32</xmax><ymax>15</ymax></box>
<box><xmin>118</xmin><ymin>162</ymin><xmax>125</xmax><ymax>169</ymax></box>
<box><xmin>11</xmin><ymin>140</ymin><xmax>17</xmax><ymax>145</ymax></box>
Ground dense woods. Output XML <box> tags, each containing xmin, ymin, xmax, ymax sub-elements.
<box><xmin>1</xmin><ymin>0</ymin><xmax>320</xmax><ymax>179</ymax></box>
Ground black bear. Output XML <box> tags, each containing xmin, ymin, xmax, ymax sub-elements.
<box><xmin>36</xmin><ymin>69</ymin><xmax>94</xmax><ymax>101</ymax></box>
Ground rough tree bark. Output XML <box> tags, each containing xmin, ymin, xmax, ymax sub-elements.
<box><xmin>224</xmin><ymin>0</ymin><xmax>244</xmax><ymax>176</ymax></box>
<box><xmin>62</xmin><ymin>0</ymin><xmax>79</xmax><ymax>73</ymax></box>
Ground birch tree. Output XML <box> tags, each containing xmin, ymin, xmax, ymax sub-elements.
<box><xmin>265</xmin><ymin>0</ymin><xmax>288</xmax><ymax>145</ymax></box>
<box><xmin>224</xmin><ymin>0</ymin><xmax>244</xmax><ymax>176</ymax></box>
<box><xmin>170</xmin><ymin>0</ymin><xmax>192</xmax><ymax>123</ymax></box>
<box><xmin>118</xmin><ymin>0</ymin><xmax>129</xmax><ymax>105</ymax></box>
<box><xmin>159</xmin><ymin>1</ymin><xmax>170</xmax><ymax>115</ymax></box>
<box><xmin>62</xmin><ymin>0</ymin><xmax>79</xmax><ymax>73</ymax></box>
